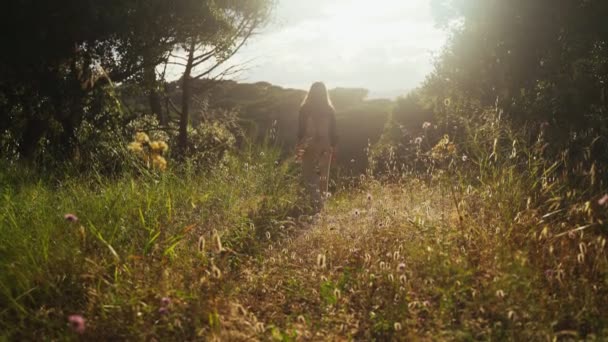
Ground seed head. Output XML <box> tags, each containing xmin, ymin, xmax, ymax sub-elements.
<box><xmin>212</xmin><ymin>265</ymin><xmax>222</xmax><ymax>279</ymax></box>
<box><xmin>317</xmin><ymin>254</ymin><xmax>326</xmax><ymax>269</ymax></box>
<box><xmin>197</xmin><ymin>236</ymin><xmax>205</xmax><ymax>253</ymax></box>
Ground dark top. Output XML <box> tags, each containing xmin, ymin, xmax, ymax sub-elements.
<box><xmin>297</xmin><ymin>105</ymin><xmax>338</xmax><ymax>147</ymax></box>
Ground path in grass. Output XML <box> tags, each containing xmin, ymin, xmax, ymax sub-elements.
<box><xmin>209</xmin><ymin>182</ymin><xmax>463</xmax><ymax>341</ymax></box>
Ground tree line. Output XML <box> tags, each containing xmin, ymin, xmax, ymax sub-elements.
<box><xmin>0</xmin><ymin>0</ymin><xmax>272</xmax><ymax>161</ymax></box>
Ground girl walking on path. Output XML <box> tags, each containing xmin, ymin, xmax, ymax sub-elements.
<box><xmin>296</xmin><ymin>82</ymin><xmax>338</xmax><ymax>211</ymax></box>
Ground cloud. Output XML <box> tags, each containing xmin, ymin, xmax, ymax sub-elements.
<box><xmin>233</xmin><ymin>0</ymin><xmax>447</xmax><ymax>97</ymax></box>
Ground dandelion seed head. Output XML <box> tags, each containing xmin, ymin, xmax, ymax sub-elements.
<box><xmin>414</xmin><ymin>137</ymin><xmax>423</xmax><ymax>145</ymax></box>
<box><xmin>422</xmin><ymin>122</ymin><xmax>431</xmax><ymax>129</ymax></box>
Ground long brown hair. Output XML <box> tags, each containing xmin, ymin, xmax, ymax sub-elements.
<box><xmin>301</xmin><ymin>82</ymin><xmax>334</xmax><ymax>112</ymax></box>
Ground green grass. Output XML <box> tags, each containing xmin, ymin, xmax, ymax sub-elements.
<box><xmin>2</xmin><ymin>121</ymin><xmax>608</xmax><ymax>340</ymax></box>
<box><xmin>0</xmin><ymin>143</ymin><xmax>304</xmax><ymax>340</ymax></box>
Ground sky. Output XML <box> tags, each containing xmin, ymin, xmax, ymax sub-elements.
<box><xmin>232</xmin><ymin>0</ymin><xmax>448</xmax><ymax>99</ymax></box>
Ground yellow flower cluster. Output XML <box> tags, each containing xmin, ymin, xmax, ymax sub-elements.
<box><xmin>127</xmin><ymin>132</ymin><xmax>169</xmax><ymax>171</ymax></box>
<box><xmin>431</xmin><ymin>134</ymin><xmax>457</xmax><ymax>161</ymax></box>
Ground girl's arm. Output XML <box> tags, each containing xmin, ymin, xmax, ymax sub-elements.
<box><xmin>329</xmin><ymin>109</ymin><xmax>338</xmax><ymax>148</ymax></box>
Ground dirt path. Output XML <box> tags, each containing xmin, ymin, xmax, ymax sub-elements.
<box><xmin>208</xmin><ymin>183</ymin><xmax>459</xmax><ymax>341</ymax></box>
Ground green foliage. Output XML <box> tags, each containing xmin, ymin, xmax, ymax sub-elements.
<box><xmin>0</xmin><ymin>142</ymin><xmax>301</xmax><ymax>340</ymax></box>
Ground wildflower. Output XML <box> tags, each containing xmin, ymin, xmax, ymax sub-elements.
<box><xmin>496</xmin><ymin>289</ymin><xmax>505</xmax><ymax>298</ymax></box>
<box><xmin>354</xmin><ymin>209</ymin><xmax>360</xmax><ymax>217</ymax></box>
<box><xmin>394</xmin><ymin>322</ymin><xmax>402</xmax><ymax>332</ymax></box>
<box><xmin>64</xmin><ymin>213</ymin><xmax>79</xmax><ymax>222</ymax></box>
<box><xmin>135</xmin><ymin>132</ymin><xmax>150</xmax><ymax>144</ymax></box>
<box><xmin>598</xmin><ymin>194</ymin><xmax>608</xmax><ymax>206</ymax></box>
<box><xmin>266</xmin><ymin>231</ymin><xmax>271</xmax><ymax>240</ymax></box>
<box><xmin>150</xmin><ymin>141</ymin><xmax>169</xmax><ymax>154</ymax></box>
<box><xmin>127</xmin><ymin>141</ymin><xmax>143</xmax><ymax>153</ymax></box>
<box><xmin>462</xmin><ymin>155</ymin><xmax>468</xmax><ymax>162</ymax></box>
<box><xmin>443</xmin><ymin>98</ymin><xmax>451</xmax><ymax>107</ymax></box>
<box><xmin>297</xmin><ymin>315</ymin><xmax>306</xmax><ymax>324</ymax></box>
<box><xmin>422</xmin><ymin>122</ymin><xmax>431</xmax><ymax>129</ymax></box>
<box><xmin>397</xmin><ymin>263</ymin><xmax>406</xmax><ymax>272</ymax></box>
<box><xmin>152</xmin><ymin>155</ymin><xmax>167</xmax><ymax>171</ymax></box>
<box><xmin>414</xmin><ymin>137</ymin><xmax>423</xmax><ymax>145</ymax></box>
<box><xmin>68</xmin><ymin>315</ymin><xmax>86</xmax><ymax>334</ymax></box>
<box><xmin>399</xmin><ymin>274</ymin><xmax>407</xmax><ymax>284</ymax></box>
<box><xmin>366</xmin><ymin>193</ymin><xmax>373</xmax><ymax>201</ymax></box>
<box><xmin>161</xmin><ymin>297</ymin><xmax>171</xmax><ymax>307</ymax></box>
<box><xmin>158</xmin><ymin>307</ymin><xmax>169</xmax><ymax>315</ymax></box>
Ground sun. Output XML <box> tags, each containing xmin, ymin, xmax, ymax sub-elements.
<box><xmin>314</xmin><ymin>0</ymin><xmax>441</xmax><ymax>61</ymax></box>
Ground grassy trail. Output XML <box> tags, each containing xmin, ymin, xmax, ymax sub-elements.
<box><xmin>212</xmin><ymin>182</ymin><xmax>464</xmax><ymax>341</ymax></box>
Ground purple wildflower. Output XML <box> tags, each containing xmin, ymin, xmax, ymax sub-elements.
<box><xmin>64</xmin><ymin>213</ymin><xmax>78</xmax><ymax>222</ymax></box>
<box><xmin>68</xmin><ymin>315</ymin><xmax>86</xmax><ymax>334</ymax></box>
<box><xmin>158</xmin><ymin>307</ymin><xmax>169</xmax><ymax>315</ymax></box>
<box><xmin>161</xmin><ymin>297</ymin><xmax>171</xmax><ymax>307</ymax></box>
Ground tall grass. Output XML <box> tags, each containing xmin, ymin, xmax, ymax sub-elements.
<box><xmin>0</xmin><ymin>142</ymin><xmax>304</xmax><ymax>340</ymax></box>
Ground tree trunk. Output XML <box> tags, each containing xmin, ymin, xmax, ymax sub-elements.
<box><xmin>18</xmin><ymin>115</ymin><xmax>47</xmax><ymax>160</ymax></box>
<box><xmin>143</xmin><ymin>53</ymin><xmax>166</xmax><ymax>126</ymax></box>
<box><xmin>178</xmin><ymin>42</ymin><xmax>196</xmax><ymax>157</ymax></box>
